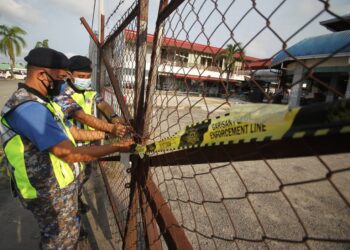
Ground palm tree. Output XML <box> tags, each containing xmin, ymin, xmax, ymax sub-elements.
<box><xmin>35</xmin><ymin>39</ymin><xmax>49</xmax><ymax>48</ymax></box>
<box><xmin>219</xmin><ymin>43</ymin><xmax>245</xmax><ymax>86</ymax></box>
<box><xmin>0</xmin><ymin>25</ymin><xmax>27</xmax><ymax>79</ymax></box>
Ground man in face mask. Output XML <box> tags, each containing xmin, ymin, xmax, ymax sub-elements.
<box><xmin>57</xmin><ymin>55</ymin><xmax>126</xmax><ymax>215</ymax></box>
<box><xmin>67</xmin><ymin>55</ymin><xmax>123</xmax><ymax>125</ymax></box>
<box><xmin>0</xmin><ymin>48</ymin><xmax>134</xmax><ymax>249</ymax></box>
<box><xmin>53</xmin><ymin>56</ymin><xmax>129</xmax><ymax>141</ymax></box>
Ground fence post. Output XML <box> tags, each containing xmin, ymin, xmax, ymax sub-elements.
<box><xmin>134</xmin><ymin>0</ymin><xmax>149</xmax><ymax>136</ymax></box>
<box><xmin>123</xmin><ymin>157</ymin><xmax>140</xmax><ymax>250</ymax></box>
<box><xmin>138</xmin><ymin>157</ymin><xmax>162</xmax><ymax>250</ymax></box>
<box><xmin>143</xmin><ymin>0</ymin><xmax>169</xmax><ymax>139</ymax></box>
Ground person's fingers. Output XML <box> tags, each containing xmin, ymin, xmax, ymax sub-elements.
<box><xmin>114</xmin><ymin>138</ymin><xmax>135</xmax><ymax>151</ymax></box>
<box><xmin>111</xmin><ymin>117</ymin><xmax>124</xmax><ymax>124</ymax></box>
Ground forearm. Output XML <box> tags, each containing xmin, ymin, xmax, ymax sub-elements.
<box><xmin>66</xmin><ymin>144</ymin><xmax>128</xmax><ymax>162</ymax></box>
<box><xmin>73</xmin><ymin>110</ymin><xmax>114</xmax><ymax>133</ymax></box>
<box><xmin>70</xmin><ymin>126</ymin><xmax>105</xmax><ymax>141</ymax></box>
<box><xmin>50</xmin><ymin>140</ymin><xmax>132</xmax><ymax>163</ymax></box>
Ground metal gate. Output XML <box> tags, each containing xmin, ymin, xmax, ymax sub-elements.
<box><xmin>82</xmin><ymin>0</ymin><xmax>350</xmax><ymax>249</ymax></box>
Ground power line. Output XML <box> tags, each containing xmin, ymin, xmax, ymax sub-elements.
<box><xmin>91</xmin><ymin>0</ymin><xmax>97</xmax><ymax>30</ymax></box>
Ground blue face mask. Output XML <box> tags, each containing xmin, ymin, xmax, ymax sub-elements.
<box><xmin>59</xmin><ymin>82</ymin><xmax>67</xmax><ymax>94</ymax></box>
<box><xmin>73</xmin><ymin>77</ymin><xmax>92</xmax><ymax>90</ymax></box>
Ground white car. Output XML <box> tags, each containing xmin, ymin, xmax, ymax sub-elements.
<box><xmin>3</xmin><ymin>70</ymin><xmax>27</xmax><ymax>80</ymax></box>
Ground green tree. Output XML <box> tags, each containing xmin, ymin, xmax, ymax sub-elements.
<box><xmin>219</xmin><ymin>43</ymin><xmax>245</xmax><ymax>87</ymax></box>
<box><xmin>0</xmin><ymin>25</ymin><xmax>27</xmax><ymax>78</ymax></box>
<box><xmin>35</xmin><ymin>39</ymin><xmax>49</xmax><ymax>48</ymax></box>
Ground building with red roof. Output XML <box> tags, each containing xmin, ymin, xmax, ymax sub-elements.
<box><xmin>117</xmin><ymin>30</ymin><xmax>263</xmax><ymax>97</ymax></box>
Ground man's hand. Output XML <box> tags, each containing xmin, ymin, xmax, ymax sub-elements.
<box><xmin>111</xmin><ymin>116</ymin><xmax>124</xmax><ymax>124</ymax></box>
<box><xmin>111</xmin><ymin>123</ymin><xmax>128</xmax><ymax>137</ymax></box>
<box><xmin>50</xmin><ymin>138</ymin><xmax>136</xmax><ymax>163</ymax></box>
<box><xmin>112</xmin><ymin>138</ymin><xmax>135</xmax><ymax>152</ymax></box>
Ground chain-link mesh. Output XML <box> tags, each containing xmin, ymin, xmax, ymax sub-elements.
<box><xmin>90</xmin><ymin>0</ymin><xmax>350</xmax><ymax>249</ymax></box>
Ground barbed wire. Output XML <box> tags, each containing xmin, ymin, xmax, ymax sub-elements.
<box><xmin>106</xmin><ymin>0</ymin><xmax>128</xmax><ymax>27</ymax></box>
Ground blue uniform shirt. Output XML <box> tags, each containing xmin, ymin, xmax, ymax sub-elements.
<box><xmin>5</xmin><ymin>101</ymin><xmax>69</xmax><ymax>152</ymax></box>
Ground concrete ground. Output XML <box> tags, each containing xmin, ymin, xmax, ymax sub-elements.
<box><xmin>2</xmin><ymin>80</ymin><xmax>350</xmax><ymax>249</ymax></box>
<box><xmin>145</xmin><ymin>90</ymin><xmax>350</xmax><ymax>249</ymax></box>
<box><xmin>103</xmin><ymin>86</ymin><xmax>350</xmax><ymax>249</ymax></box>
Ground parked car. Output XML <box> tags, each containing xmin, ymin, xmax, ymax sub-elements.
<box><xmin>2</xmin><ymin>70</ymin><xmax>27</xmax><ymax>80</ymax></box>
<box><xmin>0</xmin><ymin>70</ymin><xmax>6</xmax><ymax>79</ymax></box>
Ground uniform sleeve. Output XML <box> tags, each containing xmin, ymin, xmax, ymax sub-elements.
<box><xmin>5</xmin><ymin>102</ymin><xmax>69</xmax><ymax>152</ymax></box>
<box><xmin>53</xmin><ymin>85</ymin><xmax>82</xmax><ymax>118</ymax></box>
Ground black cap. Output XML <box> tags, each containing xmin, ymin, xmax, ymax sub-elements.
<box><xmin>68</xmin><ymin>55</ymin><xmax>92</xmax><ymax>72</ymax></box>
<box><xmin>24</xmin><ymin>48</ymin><xmax>69</xmax><ymax>69</ymax></box>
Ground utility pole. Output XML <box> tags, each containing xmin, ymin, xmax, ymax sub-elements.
<box><xmin>99</xmin><ymin>0</ymin><xmax>105</xmax><ymax>44</ymax></box>
<box><xmin>96</xmin><ymin>0</ymin><xmax>105</xmax><ymax>95</ymax></box>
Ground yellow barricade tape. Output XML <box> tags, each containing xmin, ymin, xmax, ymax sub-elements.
<box><xmin>134</xmin><ymin>100</ymin><xmax>350</xmax><ymax>156</ymax></box>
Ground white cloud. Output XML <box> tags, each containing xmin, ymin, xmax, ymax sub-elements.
<box><xmin>47</xmin><ymin>0</ymin><xmax>94</xmax><ymax>18</ymax></box>
<box><xmin>0</xmin><ymin>0</ymin><xmax>45</xmax><ymax>24</ymax></box>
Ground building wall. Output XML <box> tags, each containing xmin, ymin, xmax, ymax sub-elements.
<box><xmin>122</xmin><ymin>40</ymin><xmax>250</xmax><ymax>91</ymax></box>
<box><xmin>286</xmin><ymin>56</ymin><xmax>350</xmax><ymax>71</ymax></box>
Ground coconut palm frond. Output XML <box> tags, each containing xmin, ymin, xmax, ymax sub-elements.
<box><xmin>0</xmin><ymin>24</ymin><xmax>27</xmax><ymax>78</ymax></box>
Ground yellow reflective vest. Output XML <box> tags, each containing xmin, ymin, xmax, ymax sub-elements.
<box><xmin>1</xmin><ymin>100</ymin><xmax>80</xmax><ymax>199</ymax></box>
<box><xmin>71</xmin><ymin>90</ymin><xmax>97</xmax><ymax>131</ymax></box>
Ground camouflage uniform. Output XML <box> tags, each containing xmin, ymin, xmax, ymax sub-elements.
<box><xmin>0</xmin><ymin>85</ymin><xmax>81</xmax><ymax>249</ymax></box>
<box><xmin>53</xmin><ymin>84</ymin><xmax>103</xmax><ymax>121</ymax></box>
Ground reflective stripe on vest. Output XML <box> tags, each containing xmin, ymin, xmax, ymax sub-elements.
<box><xmin>0</xmin><ymin>115</ymin><xmax>16</xmax><ymax>147</ymax></box>
<box><xmin>70</xmin><ymin>91</ymin><xmax>97</xmax><ymax>145</ymax></box>
<box><xmin>46</xmin><ymin>101</ymin><xmax>77</xmax><ymax>143</ymax></box>
<box><xmin>1</xmin><ymin>101</ymin><xmax>78</xmax><ymax>199</ymax></box>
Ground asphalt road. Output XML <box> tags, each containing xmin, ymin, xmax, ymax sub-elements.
<box><xmin>1</xmin><ymin>80</ymin><xmax>350</xmax><ymax>249</ymax></box>
<box><xmin>0</xmin><ymin>79</ymin><xmax>19</xmax><ymax>108</ymax></box>
<box><xmin>0</xmin><ymin>79</ymin><xmax>40</xmax><ymax>249</ymax></box>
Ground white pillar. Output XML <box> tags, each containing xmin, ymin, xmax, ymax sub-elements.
<box><xmin>288</xmin><ymin>64</ymin><xmax>305</xmax><ymax>108</ymax></box>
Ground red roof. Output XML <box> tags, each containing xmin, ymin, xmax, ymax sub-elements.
<box><xmin>244</xmin><ymin>59</ymin><xmax>272</xmax><ymax>70</ymax></box>
<box><xmin>173</xmin><ymin>73</ymin><xmax>237</xmax><ymax>83</ymax></box>
<box><xmin>124</xmin><ymin>30</ymin><xmax>260</xmax><ymax>62</ymax></box>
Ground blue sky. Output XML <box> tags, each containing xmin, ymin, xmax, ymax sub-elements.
<box><xmin>0</xmin><ymin>0</ymin><xmax>349</xmax><ymax>64</ymax></box>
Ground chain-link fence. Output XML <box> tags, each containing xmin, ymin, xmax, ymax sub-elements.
<box><xmin>85</xmin><ymin>0</ymin><xmax>350</xmax><ymax>249</ymax></box>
